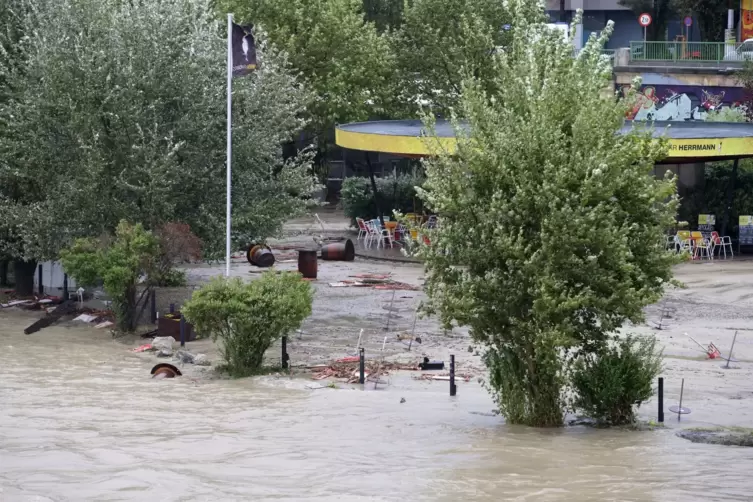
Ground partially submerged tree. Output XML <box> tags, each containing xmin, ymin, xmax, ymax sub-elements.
<box><xmin>182</xmin><ymin>273</ymin><xmax>313</xmax><ymax>377</ymax></box>
<box><xmin>0</xmin><ymin>0</ymin><xmax>317</xmax><ymax>294</ymax></box>
<box><xmin>417</xmin><ymin>8</ymin><xmax>678</xmax><ymax>426</ymax></box>
<box><xmin>61</xmin><ymin>221</ymin><xmax>160</xmax><ymax>332</ymax></box>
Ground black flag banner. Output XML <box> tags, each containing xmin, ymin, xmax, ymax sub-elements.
<box><xmin>232</xmin><ymin>23</ymin><xmax>257</xmax><ymax>77</ymax></box>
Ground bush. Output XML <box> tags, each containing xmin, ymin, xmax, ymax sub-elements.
<box><xmin>60</xmin><ymin>221</ymin><xmax>160</xmax><ymax>332</ymax></box>
<box><xmin>571</xmin><ymin>335</ymin><xmax>663</xmax><ymax>426</ymax></box>
<box><xmin>153</xmin><ymin>222</ymin><xmax>202</xmax><ymax>287</ymax></box>
<box><xmin>182</xmin><ymin>272</ymin><xmax>313</xmax><ymax>377</ymax></box>
<box><xmin>340</xmin><ymin>173</ymin><xmax>425</xmax><ymax>223</ymax></box>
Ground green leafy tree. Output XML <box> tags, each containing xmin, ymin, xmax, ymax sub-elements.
<box><xmin>393</xmin><ymin>0</ymin><xmax>541</xmax><ymax>115</ymax></box>
<box><xmin>416</xmin><ymin>9</ymin><xmax>677</xmax><ymax>426</ymax></box>
<box><xmin>619</xmin><ymin>0</ymin><xmax>674</xmax><ymax>41</ymax></box>
<box><xmin>61</xmin><ymin>221</ymin><xmax>160</xmax><ymax>332</ymax></box>
<box><xmin>217</xmin><ymin>0</ymin><xmax>397</xmax><ymax>145</ymax></box>
<box><xmin>182</xmin><ymin>273</ymin><xmax>313</xmax><ymax>377</ymax></box>
<box><xmin>670</xmin><ymin>0</ymin><xmax>728</xmax><ymax>42</ymax></box>
<box><xmin>363</xmin><ymin>0</ymin><xmax>404</xmax><ymax>32</ymax></box>
<box><xmin>0</xmin><ymin>0</ymin><xmax>317</xmax><ymax>294</ymax></box>
<box><xmin>571</xmin><ymin>334</ymin><xmax>663</xmax><ymax>426</ymax></box>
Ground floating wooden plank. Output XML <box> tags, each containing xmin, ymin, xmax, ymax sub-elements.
<box><xmin>24</xmin><ymin>300</ymin><xmax>78</xmax><ymax>335</ymax></box>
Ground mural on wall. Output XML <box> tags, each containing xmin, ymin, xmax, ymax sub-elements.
<box><xmin>619</xmin><ymin>85</ymin><xmax>750</xmax><ymax>121</ymax></box>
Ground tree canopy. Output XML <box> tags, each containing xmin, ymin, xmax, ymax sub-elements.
<box><xmin>416</xmin><ymin>7</ymin><xmax>677</xmax><ymax>426</ymax></box>
<box><xmin>0</xmin><ymin>0</ymin><xmax>317</xmax><ymax>270</ymax></box>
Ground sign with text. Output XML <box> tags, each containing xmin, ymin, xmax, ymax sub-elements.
<box><xmin>698</xmin><ymin>214</ymin><xmax>715</xmax><ymax>231</ymax></box>
<box><xmin>740</xmin><ymin>216</ymin><xmax>753</xmax><ymax>246</ymax></box>
<box><xmin>639</xmin><ymin>13</ymin><xmax>652</xmax><ymax>27</ymax></box>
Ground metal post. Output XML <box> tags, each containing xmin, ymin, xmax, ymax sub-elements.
<box><xmin>725</xmin><ymin>331</ymin><xmax>739</xmax><ymax>369</ymax></box>
<box><xmin>150</xmin><ymin>290</ymin><xmax>157</xmax><ymax>324</ymax></box>
<box><xmin>677</xmin><ymin>378</ymin><xmax>685</xmax><ymax>421</ymax></box>
<box><xmin>658</xmin><ymin>377</ymin><xmax>664</xmax><ymax>423</ymax></box>
<box><xmin>450</xmin><ymin>354</ymin><xmax>456</xmax><ymax>396</ymax></box>
<box><xmin>62</xmin><ymin>274</ymin><xmax>69</xmax><ymax>301</ymax></box>
<box><xmin>179</xmin><ymin>315</ymin><xmax>186</xmax><ymax>347</ymax></box>
<box><xmin>37</xmin><ymin>264</ymin><xmax>43</xmax><ymax>296</ymax></box>
<box><xmin>359</xmin><ymin>347</ymin><xmax>365</xmax><ymax>384</ymax></box>
<box><xmin>225</xmin><ymin>13</ymin><xmax>233</xmax><ymax>278</ymax></box>
<box><xmin>281</xmin><ymin>336</ymin><xmax>289</xmax><ymax>369</ymax></box>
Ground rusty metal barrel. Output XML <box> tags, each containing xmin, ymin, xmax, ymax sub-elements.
<box><xmin>297</xmin><ymin>249</ymin><xmax>318</xmax><ymax>279</ymax></box>
<box><xmin>320</xmin><ymin>239</ymin><xmax>355</xmax><ymax>261</ymax></box>
<box><xmin>247</xmin><ymin>244</ymin><xmax>275</xmax><ymax>268</ymax></box>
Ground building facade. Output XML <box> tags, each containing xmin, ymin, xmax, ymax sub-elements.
<box><xmin>545</xmin><ymin>0</ymin><xmax>702</xmax><ymax>50</ymax></box>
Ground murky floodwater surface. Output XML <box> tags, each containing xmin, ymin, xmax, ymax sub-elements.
<box><xmin>1</xmin><ymin>316</ymin><xmax>752</xmax><ymax>501</ymax></box>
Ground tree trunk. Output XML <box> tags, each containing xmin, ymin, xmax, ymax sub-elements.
<box><xmin>721</xmin><ymin>159</ymin><xmax>738</xmax><ymax>237</ymax></box>
<box><xmin>0</xmin><ymin>260</ymin><xmax>9</xmax><ymax>287</ymax></box>
<box><xmin>13</xmin><ymin>259</ymin><xmax>37</xmax><ymax>297</ymax></box>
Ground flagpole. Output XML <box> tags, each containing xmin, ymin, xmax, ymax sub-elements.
<box><xmin>225</xmin><ymin>13</ymin><xmax>233</xmax><ymax>278</ymax></box>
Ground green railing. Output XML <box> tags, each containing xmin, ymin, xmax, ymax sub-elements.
<box><xmin>629</xmin><ymin>41</ymin><xmax>748</xmax><ymax>63</ymax></box>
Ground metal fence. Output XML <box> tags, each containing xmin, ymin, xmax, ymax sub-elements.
<box><xmin>629</xmin><ymin>41</ymin><xmax>748</xmax><ymax>63</ymax></box>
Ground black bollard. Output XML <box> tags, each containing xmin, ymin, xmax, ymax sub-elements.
<box><xmin>658</xmin><ymin>377</ymin><xmax>664</xmax><ymax>423</ymax></box>
<box><xmin>450</xmin><ymin>354</ymin><xmax>456</xmax><ymax>396</ymax></box>
<box><xmin>38</xmin><ymin>264</ymin><xmax>43</xmax><ymax>296</ymax></box>
<box><xmin>281</xmin><ymin>336</ymin><xmax>289</xmax><ymax>369</ymax></box>
<box><xmin>62</xmin><ymin>274</ymin><xmax>69</xmax><ymax>301</ymax></box>
<box><xmin>359</xmin><ymin>347</ymin><xmax>365</xmax><ymax>384</ymax></box>
<box><xmin>179</xmin><ymin>315</ymin><xmax>186</xmax><ymax>347</ymax></box>
<box><xmin>169</xmin><ymin>303</ymin><xmax>175</xmax><ymax>314</ymax></box>
<box><xmin>150</xmin><ymin>290</ymin><xmax>157</xmax><ymax>324</ymax></box>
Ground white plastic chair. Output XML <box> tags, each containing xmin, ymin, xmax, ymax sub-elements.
<box><xmin>368</xmin><ymin>219</ymin><xmax>393</xmax><ymax>249</ymax></box>
<box><xmin>355</xmin><ymin>217</ymin><xmax>367</xmax><ymax>241</ymax></box>
<box><xmin>711</xmin><ymin>231</ymin><xmax>734</xmax><ymax>259</ymax></box>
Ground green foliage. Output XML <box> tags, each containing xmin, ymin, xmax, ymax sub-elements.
<box><xmin>340</xmin><ymin>173</ymin><xmax>425</xmax><ymax>222</ymax></box>
<box><xmin>182</xmin><ymin>273</ymin><xmax>313</xmax><ymax>377</ymax></box>
<box><xmin>363</xmin><ymin>0</ymin><xmax>404</xmax><ymax>32</ymax></box>
<box><xmin>393</xmin><ymin>0</ymin><xmax>539</xmax><ymax>115</ymax></box>
<box><xmin>678</xmin><ymin>160</ymin><xmax>753</xmax><ymax>233</ymax></box>
<box><xmin>670</xmin><ymin>0</ymin><xmax>727</xmax><ymax>42</ymax></box>
<box><xmin>61</xmin><ymin>221</ymin><xmax>160</xmax><ymax>332</ymax></box>
<box><xmin>0</xmin><ymin>0</ymin><xmax>316</xmax><ymax>263</ymax></box>
<box><xmin>571</xmin><ymin>335</ymin><xmax>663</xmax><ymax>426</ymax></box>
<box><xmin>417</xmin><ymin>7</ymin><xmax>677</xmax><ymax>426</ymax></box>
<box><xmin>218</xmin><ymin>0</ymin><xmax>397</xmax><ymax>143</ymax></box>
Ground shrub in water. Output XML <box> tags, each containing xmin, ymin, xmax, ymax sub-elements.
<box><xmin>182</xmin><ymin>272</ymin><xmax>313</xmax><ymax>377</ymax></box>
<box><xmin>571</xmin><ymin>335</ymin><xmax>663</xmax><ymax>426</ymax></box>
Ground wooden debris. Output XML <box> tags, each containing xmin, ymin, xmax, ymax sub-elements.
<box><xmin>24</xmin><ymin>300</ymin><xmax>78</xmax><ymax>335</ymax></box>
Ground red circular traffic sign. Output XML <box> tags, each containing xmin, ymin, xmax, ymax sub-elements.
<box><xmin>639</xmin><ymin>13</ymin><xmax>652</xmax><ymax>27</ymax></box>
<box><xmin>684</xmin><ymin>16</ymin><xmax>693</xmax><ymax>27</ymax></box>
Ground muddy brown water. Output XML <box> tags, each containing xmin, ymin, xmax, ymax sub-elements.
<box><xmin>1</xmin><ymin>315</ymin><xmax>752</xmax><ymax>501</ymax></box>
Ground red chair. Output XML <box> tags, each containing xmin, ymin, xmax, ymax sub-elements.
<box><xmin>711</xmin><ymin>231</ymin><xmax>734</xmax><ymax>259</ymax></box>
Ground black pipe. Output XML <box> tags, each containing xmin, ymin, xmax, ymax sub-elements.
<box><xmin>282</xmin><ymin>336</ymin><xmax>289</xmax><ymax>369</ymax></box>
<box><xmin>359</xmin><ymin>347</ymin><xmax>365</xmax><ymax>384</ymax></box>
<box><xmin>179</xmin><ymin>315</ymin><xmax>186</xmax><ymax>347</ymax></box>
<box><xmin>658</xmin><ymin>377</ymin><xmax>664</xmax><ymax>423</ymax></box>
<box><xmin>150</xmin><ymin>290</ymin><xmax>157</xmax><ymax>324</ymax></box>
<box><xmin>62</xmin><ymin>274</ymin><xmax>69</xmax><ymax>301</ymax></box>
<box><xmin>37</xmin><ymin>264</ymin><xmax>43</xmax><ymax>296</ymax></box>
<box><xmin>450</xmin><ymin>354</ymin><xmax>456</xmax><ymax>396</ymax></box>
<box><xmin>169</xmin><ymin>303</ymin><xmax>175</xmax><ymax>314</ymax></box>
<box><xmin>365</xmin><ymin>152</ymin><xmax>385</xmax><ymax>228</ymax></box>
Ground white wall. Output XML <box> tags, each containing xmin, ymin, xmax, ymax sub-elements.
<box><xmin>33</xmin><ymin>261</ymin><xmax>77</xmax><ymax>292</ymax></box>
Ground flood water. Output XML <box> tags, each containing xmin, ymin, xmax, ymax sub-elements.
<box><xmin>1</xmin><ymin>315</ymin><xmax>752</xmax><ymax>501</ymax></box>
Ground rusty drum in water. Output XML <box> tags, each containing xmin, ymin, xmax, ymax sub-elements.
<box><xmin>320</xmin><ymin>239</ymin><xmax>355</xmax><ymax>261</ymax></box>
<box><xmin>247</xmin><ymin>244</ymin><xmax>275</xmax><ymax>268</ymax></box>
<box><xmin>297</xmin><ymin>249</ymin><xmax>318</xmax><ymax>279</ymax></box>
